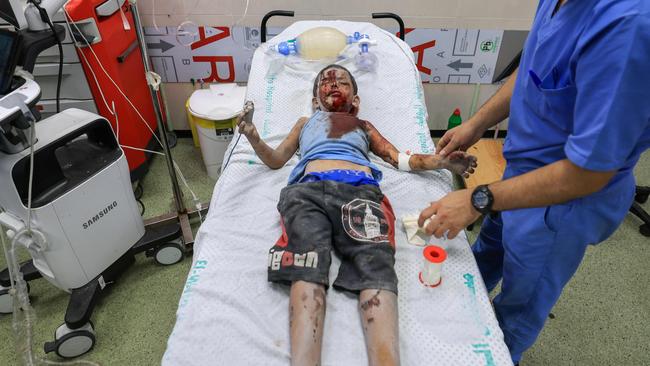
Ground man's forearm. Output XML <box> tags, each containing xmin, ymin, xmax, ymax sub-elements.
<box><xmin>489</xmin><ymin>159</ymin><xmax>616</xmax><ymax>211</ymax></box>
<box><xmin>469</xmin><ymin>69</ymin><xmax>518</xmax><ymax>132</ymax></box>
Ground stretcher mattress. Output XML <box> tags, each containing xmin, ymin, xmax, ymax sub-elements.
<box><xmin>163</xmin><ymin>21</ymin><xmax>512</xmax><ymax>366</ymax></box>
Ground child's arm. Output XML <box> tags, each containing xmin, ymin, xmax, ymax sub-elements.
<box><xmin>362</xmin><ymin>120</ymin><xmax>477</xmax><ymax>177</ymax></box>
<box><xmin>237</xmin><ymin>112</ymin><xmax>308</xmax><ymax>169</ymax></box>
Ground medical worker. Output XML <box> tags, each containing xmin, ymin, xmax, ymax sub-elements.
<box><xmin>418</xmin><ymin>0</ymin><xmax>650</xmax><ymax>363</ymax></box>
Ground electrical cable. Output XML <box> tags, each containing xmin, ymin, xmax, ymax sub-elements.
<box><xmin>221</xmin><ymin>132</ymin><xmax>242</xmax><ymax>173</ymax></box>
<box><xmin>120</xmin><ymin>145</ymin><xmax>203</xmax><ymax>222</ymax></box>
<box><xmin>0</xmin><ymin>114</ymin><xmax>99</xmax><ymax>365</ymax></box>
<box><xmin>232</xmin><ymin>0</ymin><xmax>251</xmax><ymax>26</ymax></box>
<box><xmin>136</xmin><ymin>199</ymin><xmax>145</xmax><ymax>216</ymax></box>
<box><xmin>111</xmin><ymin>100</ymin><xmax>148</xmax><ymax>215</ymax></box>
<box><xmin>123</xmin><ymin>140</ymin><xmax>204</xmax><ymax>221</ymax></box>
<box><xmin>63</xmin><ymin>22</ymin><xmax>112</xmax><ymax>114</ymax></box>
<box><xmin>175</xmin><ymin>20</ymin><xmax>199</xmax><ymax>47</ymax></box>
<box><xmin>63</xmin><ymin>7</ymin><xmax>203</xmax><ymax>221</ymax></box>
<box><xmin>112</xmin><ymin>101</ymin><xmax>118</xmax><ymax>141</ymax></box>
<box><xmin>133</xmin><ymin>182</ymin><xmax>143</xmax><ymax>200</ymax></box>
<box><xmin>26</xmin><ymin>120</ymin><xmax>35</xmax><ymax>234</ymax></box>
<box><xmin>0</xmin><ymin>213</ymin><xmax>15</xmax><ymax>292</ymax></box>
<box><xmin>151</xmin><ymin>0</ymin><xmax>160</xmax><ymax>32</ymax></box>
<box><xmin>64</xmin><ymin>11</ymin><xmax>155</xmax><ymax>139</ymax></box>
<box><xmin>120</xmin><ymin>144</ymin><xmax>163</xmax><ymax>155</ymax></box>
<box><xmin>176</xmin><ymin>0</ymin><xmax>202</xmax><ymax>20</ymax></box>
<box><xmin>0</xmin><ymin>3</ymin><xmax>205</xmax><ymax>363</ymax></box>
<box><xmin>4</xmin><ymin>235</ymin><xmax>99</xmax><ymax>366</ymax></box>
<box><xmin>173</xmin><ymin>0</ymin><xmax>201</xmax><ymax>47</ymax></box>
<box><xmin>32</xmin><ymin>1</ymin><xmax>63</xmax><ymax>113</ymax></box>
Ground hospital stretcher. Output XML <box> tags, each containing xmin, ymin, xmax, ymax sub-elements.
<box><xmin>162</xmin><ymin>19</ymin><xmax>513</xmax><ymax>366</ymax></box>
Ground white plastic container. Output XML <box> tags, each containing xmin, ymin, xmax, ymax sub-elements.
<box><xmin>187</xmin><ymin>83</ymin><xmax>247</xmax><ymax>179</ymax></box>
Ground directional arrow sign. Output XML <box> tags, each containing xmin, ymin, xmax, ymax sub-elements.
<box><xmin>147</xmin><ymin>39</ymin><xmax>175</xmax><ymax>53</ymax></box>
<box><xmin>447</xmin><ymin>59</ymin><xmax>473</xmax><ymax>71</ymax></box>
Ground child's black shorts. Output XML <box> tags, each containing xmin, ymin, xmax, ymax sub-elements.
<box><xmin>268</xmin><ymin>180</ymin><xmax>398</xmax><ymax>294</ymax></box>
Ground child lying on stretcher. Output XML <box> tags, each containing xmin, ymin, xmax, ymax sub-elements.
<box><xmin>236</xmin><ymin>64</ymin><xmax>477</xmax><ymax>366</ymax></box>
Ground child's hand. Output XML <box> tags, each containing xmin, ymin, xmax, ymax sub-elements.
<box><xmin>442</xmin><ymin>151</ymin><xmax>477</xmax><ymax>178</ymax></box>
<box><xmin>237</xmin><ymin>106</ymin><xmax>260</xmax><ymax>143</ymax></box>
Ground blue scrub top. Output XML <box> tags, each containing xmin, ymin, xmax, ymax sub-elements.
<box><xmin>504</xmin><ymin>0</ymin><xmax>650</xmax><ymax>190</ymax></box>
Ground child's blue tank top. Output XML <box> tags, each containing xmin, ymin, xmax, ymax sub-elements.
<box><xmin>287</xmin><ymin>110</ymin><xmax>382</xmax><ymax>184</ymax></box>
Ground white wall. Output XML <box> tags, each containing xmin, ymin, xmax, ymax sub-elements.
<box><xmin>140</xmin><ymin>0</ymin><xmax>537</xmax><ymax>130</ymax></box>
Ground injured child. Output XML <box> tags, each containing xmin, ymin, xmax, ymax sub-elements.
<box><xmin>237</xmin><ymin>64</ymin><xmax>477</xmax><ymax>366</ymax></box>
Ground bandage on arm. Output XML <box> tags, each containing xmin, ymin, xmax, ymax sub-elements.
<box><xmin>398</xmin><ymin>152</ymin><xmax>411</xmax><ymax>171</ymax></box>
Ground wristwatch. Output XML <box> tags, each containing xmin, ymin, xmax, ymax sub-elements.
<box><xmin>471</xmin><ymin>185</ymin><xmax>495</xmax><ymax>215</ymax></box>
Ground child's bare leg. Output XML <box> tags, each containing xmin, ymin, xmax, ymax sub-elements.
<box><xmin>290</xmin><ymin>280</ymin><xmax>327</xmax><ymax>366</ymax></box>
<box><xmin>359</xmin><ymin>289</ymin><xmax>400</xmax><ymax>366</ymax></box>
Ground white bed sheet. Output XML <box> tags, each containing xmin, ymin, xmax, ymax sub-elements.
<box><xmin>163</xmin><ymin>21</ymin><xmax>512</xmax><ymax>366</ymax></box>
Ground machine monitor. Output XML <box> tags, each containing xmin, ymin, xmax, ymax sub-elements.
<box><xmin>0</xmin><ymin>28</ymin><xmax>21</xmax><ymax>95</ymax></box>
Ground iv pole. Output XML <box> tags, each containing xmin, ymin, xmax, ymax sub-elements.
<box><xmin>129</xmin><ymin>0</ymin><xmax>199</xmax><ymax>246</ymax></box>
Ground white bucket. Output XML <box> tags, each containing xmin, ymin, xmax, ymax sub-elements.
<box><xmin>195</xmin><ymin>123</ymin><xmax>233</xmax><ymax>180</ymax></box>
<box><xmin>187</xmin><ymin>83</ymin><xmax>246</xmax><ymax>180</ymax></box>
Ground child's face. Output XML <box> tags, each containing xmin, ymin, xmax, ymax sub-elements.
<box><xmin>315</xmin><ymin>68</ymin><xmax>359</xmax><ymax>114</ymax></box>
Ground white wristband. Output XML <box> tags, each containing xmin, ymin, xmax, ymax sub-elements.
<box><xmin>398</xmin><ymin>152</ymin><xmax>411</xmax><ymax>171</ymax></box>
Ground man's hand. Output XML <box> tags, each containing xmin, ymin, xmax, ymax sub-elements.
<box><xmin>437</xmin><ymin>68</ymin><xmax>517</xmax><ymax>157</ymax></box>
<box><xmin>437</xmin><ymin>121</ymin><xmax>485</xmax><ymax>157</ymax></box>
<box><xmin>440</xmin><ymin>151</ymin><xmax>478</xmax><ymax>178</ymax></box>
<box><xmin>417</xmin><ymin>189</ymin><xmax>481</xmax><ymax>239</ymax></box>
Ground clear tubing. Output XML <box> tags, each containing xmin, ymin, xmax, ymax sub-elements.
<box><xmin>66</xmin><ymin>4</ymin><xmax>200</xmax><ymax>218</ymax></box>
<box><xmin>229</xmin><ymin>0</ymin><xmax>252</xmax><ymax>49</ymax></box>
<box><xmin>2</xmin><ymin>228</ymin><xmax>101</xmax><ymax>365</ymax></box>
<box><xmin>0</xmin><ymin>63</ymin><xmax>99</xmax><ymax>366</ymax></box>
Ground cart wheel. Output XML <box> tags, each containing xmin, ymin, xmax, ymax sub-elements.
<box><xmin>640</xmin><ymin>224</ymin><xmax>650</xmax><ymax>237</ymax></box>
<box><xmin>44</xmin><ymin>322</ymin><xmax>96</xmax><ymax>359</ymax></box>
<box><xmin>154</xmin><ymin>243</ymin><xmax>184</xmax><ymax>265</ymax></box>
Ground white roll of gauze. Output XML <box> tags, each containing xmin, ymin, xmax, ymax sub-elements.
<box><xmin>419</xmin><ymin>245</ymin><xmax>447</xmax><ymax>287</ymax></box>
<box><xmin>401</xmin><ymin>214</ymin><xmax>431</xmax><ymax>246</ymax></box>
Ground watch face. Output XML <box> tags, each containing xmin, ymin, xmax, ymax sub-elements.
<box><xmin>473</xmin><ymin>191</ymin><xmax>490</xmax><ymax>208</ymax></box>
